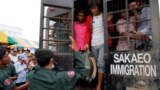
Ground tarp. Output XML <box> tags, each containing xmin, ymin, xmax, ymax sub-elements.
<box><xmin>0</xmin><ymin>31</ymin><xmax>7</xmax><ymax>43</ymax></box>
<box><xmin>27</xmin><ymin>40</ymin><xmax>39</xmax><ymax>48</ymax></box>
<box><xmin>0</xmin><ymin>31</ymin><xmax>17</xmax><ymax>45</ymax></box>
<box><xmin>13</xmin><ymin>37</ymin><xmax>39</xmax><ymax>48</ymax></box>
<box><xmin>8</xmin><ymin>36</ymin><xmax>17</xmax><ymax>45</ymax></box>
<box><xmin>0</xmin><ymin>31</ymin><xmax>38</xmax><ymax>47</ymax></box>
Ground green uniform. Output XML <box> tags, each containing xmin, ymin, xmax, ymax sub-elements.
<box><xmin>27</xmin><ymin>52</ymin><xmax>85</xmax><ymax>90</ymax></box>
<box><xmin>0</xmin><ymin>64</ymin><xmax>17</xmax><ymax>90</ymax></box>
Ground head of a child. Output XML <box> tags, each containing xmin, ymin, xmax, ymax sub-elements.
<box><xmin>88</xmin><ymin>0</ymin><xmax>101</xmax><ymax>16</ymax></box>
<box><xmin>121</xmin><ymin>11</ymin><xmax>127</xmax><ymax>20</ymax></box>
<box><xmin>76</xmin><ymin>9</ymin><xmax>86</xmax><ymax>23</ymax></box>
<box><xmin>35</xmin><ymin>49</ymin><xmax>54</xmax><ymax>68</ymax></box>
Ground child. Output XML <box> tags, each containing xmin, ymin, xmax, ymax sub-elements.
<box><xmin>116</xmin><ymin>11</ymin><xmax>136</xmax><ymax>51</ymax></box>
<box><xmin>74</xmin><ymin>9</ymin><xmax>88</xmax><ymax>52</ymax></box>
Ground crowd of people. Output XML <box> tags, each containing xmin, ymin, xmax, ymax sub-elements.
<box><xmin>108</xmin><ymin>0</ymin><xmax>152</xmax><ymax>51</ymax></box>
<box><xmin>116</xmin><ymin>0</ymin><xmax>151</xmax><ymax>51</ymax></box>
<box><xmin>0</xmin><ymin>47</ymin><xmax>37</xmax><ymax>87</ymax></box>
<box><xmin>0</xmin><ymin>36</ymin><xmax>87</xmax><ymax>90</ymax></box>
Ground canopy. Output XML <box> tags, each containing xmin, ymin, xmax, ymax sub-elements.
<box><xmin>0</xmin><ymin>31</ymin><xmax>38</xmax><ymax>48</ymax></box>
<box><xmin>8</xmin><ymin>36</ymin><xmax>17</xmax><ymax>45</ymax></box>
<box><xmin>13</xmin><ymin>37</ymin><xmax>39</xmax><ymax>48</ymax></box>
<box><xmin>0</xmin><ymin>31</ymin><xmax>17</xmax><ymax>45</ymax></box>
<box><xmin>0</xmin><ymin>31</ymin><xmax>7</xmax><ymax>44</ymax></box>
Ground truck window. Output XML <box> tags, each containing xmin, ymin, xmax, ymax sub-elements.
<box><xmin>40</xmin><ymin>2</ymin><xmax>74</xmax><ymax>71</ymax></box>
<box><xmin>42</xmin><ymin>6</ymin><xmax>72</xmax><ymax>53</ymax></box>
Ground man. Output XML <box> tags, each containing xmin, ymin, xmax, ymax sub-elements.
<box><xmin>86</xmin><ymin>0</ymin><xmax>104</xmax><ymax>89</ymax></box>
<box><xmin>26</xmin><ymin>36</ymin><xmax>86</xmax><ymax>90</ymax></box>
<box><xmin>9</xmin><ymin>48</ymin><xmax>19</xmax><ymax>64</ymax></box>
<box><xmin>0</xmin><ymin>46</ymin><xmax>28</xmax><ymax>90</ymax></box>
<box><xmin>14</xmin><ymin>54</ymin><xmax>29</xmax><ymax>86</ymax></box>
<box><xmin>129</xmin><ymin>0</ymin><xmax>151</xmax><ymax>50</ymax></box>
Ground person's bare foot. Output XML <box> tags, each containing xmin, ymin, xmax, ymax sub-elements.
<box><xmin>96</xmin><ymin>73</ymin><xmax>103</xmax><ymax>90</ymax></box>
<box><xmin>96</xmin><ymin>84</ymin><xmax>102</xmax><ymax>90</ymax></box>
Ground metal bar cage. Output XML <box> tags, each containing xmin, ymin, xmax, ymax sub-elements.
<box><xmin>105</xmin><ymin>0</ymin><xmax>152</xmax><ymax>52</ymax></box>
<box><xmin>104</xmin><ymin>0</ymin><xmax>160</xmax><ymax>90</ymax></box>
<box><xmin>40</xmin><ymin>1</ymin><xmax>73</xmax><ymax>54</ymax></box>
<box><xmin>39</xmin><ymin>0</ymin><xmax>74</xmax><ymax>71</ymax></box>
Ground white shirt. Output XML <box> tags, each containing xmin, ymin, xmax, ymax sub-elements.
<box><xmin>14</xmin><ymin>61</ymin><xmax>27</xmax><ymax>83</ymax></box>
<box><xmin>9</xmin><ymin>54</ymin><xmax>18</xmax><ymax>63</ymax></box>
<box><xmin>116</xmin><ymin>18</ymin><xmax>135</xmax><ymax>51</ymax></box>
<box><xmin>91</xmin><ymin>13</ymin><xmax>104</xmax><ymax>46</ymax></box>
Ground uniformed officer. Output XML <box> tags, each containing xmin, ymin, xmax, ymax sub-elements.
<box><xmin>0</xmin><ymin>46</ymin><xmax>29</xmax><ymax>90</ymax></box>
<box><xmin>26</xmin><ymin>36</ymin><xmax>86</xmax><ymax>90</ymax></box>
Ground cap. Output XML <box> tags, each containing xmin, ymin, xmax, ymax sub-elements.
<box><xmin>30</xmin><ymin>48</ymin><xmax>35</xmax><ymax>54</ymax></box>
<box><xmin>18</xmin><ymin>54</ymin><xmax>27</xmax><ymax>60</ymax></box>
<box><xmin>0</xmin><ymin>46</ymin><xmax>7</xmax><ymax>60</ymax></box>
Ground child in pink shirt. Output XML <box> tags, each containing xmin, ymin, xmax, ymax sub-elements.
<box><xmin>74</xmin><ymin>9</ymin><xmax>88</xmax><ymax>51</ymax></box>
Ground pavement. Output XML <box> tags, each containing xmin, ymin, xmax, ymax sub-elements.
<box><xmin>127</xmin><ymin>84</ymin><xmax>159</xmax><ymax>90</ymax></box>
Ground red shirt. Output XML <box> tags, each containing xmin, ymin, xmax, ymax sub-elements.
<box><xmin>85</xmin><ymin>16</ymin><xmax>92</xmax><ymax>46</ymax></box>
<box><xmin>74</xmin><ymin>22</ymin><xmax>87</xmax><ymax>51</ymax></box>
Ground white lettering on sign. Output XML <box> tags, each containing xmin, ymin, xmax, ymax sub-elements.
<box><xmin>110</xmin><ymin>64</ymin><xmax>156</xmax><ymax>77</ymax></box>
<box><xmin>113</xmin><ymin>53</ymin><xmax>151</xmax><ymax>63</ymax></box>
<box><xmin>110</xmin><ymin>53</ymin><xmax>157</xmax><ymax>77</ymax></box>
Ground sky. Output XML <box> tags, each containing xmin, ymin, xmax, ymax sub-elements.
<box><xmin>0</xmin><ymin>0</ymin><xmax>41</xmax><ymax>42</ymax></box>
<box><xmin>0</xmin><ymin>0</ymin><xmax>159</xmax><ymax>42</ymax></box>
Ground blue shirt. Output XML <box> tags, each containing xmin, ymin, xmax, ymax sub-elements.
<box><xmin>136</xmin><ymin>7</ymin><xmax>152</xmax><ymax>48</ymax></box>
<box><xmin>137</xmin><ymin>7</ymin><xmax>151</xmax><ymax>36</ymax></box>
<box><xmin>14</xmin><ymin>61</ymin><xmax>27</xmax><ymax>83</ymax></box>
